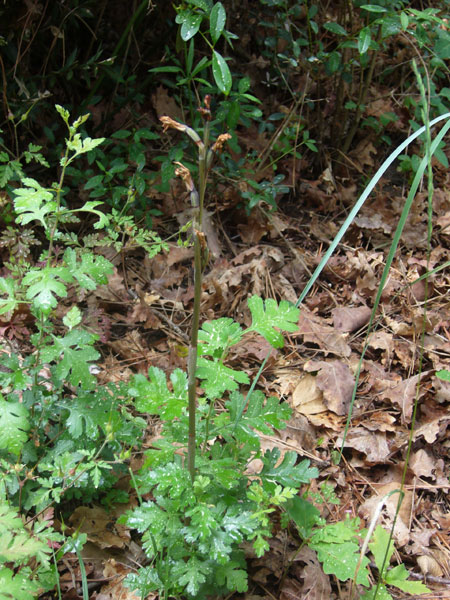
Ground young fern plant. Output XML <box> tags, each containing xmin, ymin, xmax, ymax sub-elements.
<box><xmin>121</xmin><ymin>102</ymin><xmax>318</xmax><ymax>599</ymax></box>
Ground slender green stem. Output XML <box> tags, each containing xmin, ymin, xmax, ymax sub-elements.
<box><xmin>47</xmin><ymin>139</ymin><xmax>72</xmax><ymax>265</ymax></box>
<box><xmin>187</xmin><ymin>231</ymin><xmax>202</xmax><ymax>481</ymax></box>
<box><xmin>186</xmin><ymin>119</ymin><xmax>210</xmax><ymax>481</ymax></box>
<box><xmin>342</xmin><ymin>24</ymin><xmax>382</xmax><ymax>154</ymax></box>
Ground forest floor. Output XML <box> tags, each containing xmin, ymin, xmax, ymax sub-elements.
<box><xmin>44</xmin><ymin>86</ymin><xmax>450</xmax><ymax>599</ymax></box>
<box><xmin>2</xmin><ymin>4</ymin><xmax>449</xmax><ymax>595</ymax></box>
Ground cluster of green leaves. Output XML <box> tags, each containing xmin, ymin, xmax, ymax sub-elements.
<box><xmin>240</xmin><ymin>174</ymin><xmax>290</xmax><ymax>213</ymax></box>
<box><xmin>122</xmin><ymin>286</ymin><xmax>429</xmax><ymax>599</ymax></box>
<box><xmin>287</xmin><ymin>497</ymin><xmax>430</xmax><ymax>598</ymax></box>
<box><xmin>0</xmin><ymin>500</ymin><xmax>64</xmax><ymax>599</ymax></box>
<box><xmin>121</xmin><ymin>296</ymin><xmax>320</xmax><ymax>599</ymax></box>
<box><xmin>152</xmin><ymin>0</ymin><xmax>262</xmax><ymax>194</ymax></box>
<box><xmin>256</xmin><ymin>0</ymin><xmax>449</xmax><ymax>158</ymax></box>
<box><xmin>0</xmin><ymin>134</ymin><xmax>49</xmax><ymax>191</ymax></box>
<box><xmin>65</xmin><ymin>127</ymin><xmax>162</xmax><ymax>220</ymax></box>
<box><xmin>361</xmin><ymin>527</ymin><xmax>430</xmax><ymax>599</ymax></box>
<box><xmin>0</xmin><ymin>107</ymin><xmax>160</xmax><ymax>598</ymax></box>
<box><xmin>172</xmin><ymin>0</ymin><xmax>233</xmax><ymax>96</ymax></box>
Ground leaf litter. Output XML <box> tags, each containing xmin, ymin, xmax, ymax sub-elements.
<box><xmin>61</xmin><ymin>189</ymin><xmax>448</xmax><ymax>598</ymax></box>
<box><xmin>15</xmin><ymin>173</ymin><xmax>450</xmax><ymax>598</ymax></box>
<box><xmin>25</xmin><ymin>70</ymin><xmax>450</xmax><ymax>600</ymax></box>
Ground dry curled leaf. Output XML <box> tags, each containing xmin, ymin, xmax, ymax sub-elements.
<box><xmin>296</xmin><ymin>308</ymin><xmax>351</xmax><ymax>357</ymax></box>
<box><xmin>417</xmin><ymin>555</ymin><xmax>443</xmax><ymax>577</ymax></box>
<box><xmin>332</xmin><ymin>305</ymin><xmax>371</xmax><ymax>333</ymax></box>
<box><xmin>304</xmin><ymin>359</ymin><xmax>355</xmax><ymax>416</ymax></box>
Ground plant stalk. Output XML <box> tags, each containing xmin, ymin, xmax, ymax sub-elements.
<box><xmin>186</xmin><ymin>119</ymin><xmax>210</xmax><ymax>481</ymax></box>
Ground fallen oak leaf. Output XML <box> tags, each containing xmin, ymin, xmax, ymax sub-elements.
<box><xmin>379</xmin><ymin>371</ymin><xmax>433</xmax><ymax>423</ymax></box>
<box><xmin>292</xmin><ymin>374</ymin><xmax>343</xmax><ymax>430</ymax></box>
<box><xmin>304</xmin><ymin>359</ymin><xmax>355</xmax><ymax>416</ymax></box>
<box><xmin>332</xmin><ymin>305</ymin><xmax>371</xmax><ymax>333</ymax></box>
<box><xmin>359</xmin><ymin>480</ymin><xmax>413</xmax><ymax>547</ymax></box>
<box><xmin>336</xmin><ymin>427</ymin><xmax>390</xmax><ymax>463</ymax></box>
<box><xmin>296</xmin><ymin>308</ymin><xmax>351</xmax><ymax>357</ymax></box>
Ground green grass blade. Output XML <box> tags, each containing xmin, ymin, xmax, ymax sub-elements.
<box><xmin>238</xmin><ymin>112</ymin><xmax>450</xmax><ymax>433</ymax></box>
<box><xmin>295</xmin><ymin>111</ymin><xmax>450</xmax><ymax>309</ymax></box>
<box><xmin>338</xmin><ymin>116</ymin><xmax>450</xmax><ymax>461</ymax></box>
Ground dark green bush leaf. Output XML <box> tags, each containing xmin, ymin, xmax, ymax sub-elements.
<box><xmin>212</xmin><ymin>51</ymin><xmax>232</xmax><ymax>95</ymax></box>
<box><xmin>210</xmin><ymin>2</ymin><xmax>226</xmax><ymax>44</ymax></box>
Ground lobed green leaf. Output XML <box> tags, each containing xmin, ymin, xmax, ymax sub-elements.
<box><xmin>259</xmin><ymin>448</ymin><xmax>318</xmax><ymax>487</ymax></box>
<box><xmin>247</xmin><ymin>295</ymin><xmax>299</xmax><ymax>348</ymax></box>
<box><xmin>198</xmin><ymin>317</ymin><xmax>243</xmax><ymax>357</ymax></box>
<box><xmin>129</xmin><ymin>367</ymin><xmax>188</xmax><ymax>420</ymax></box>
<box><xmin>0</xmin><ymin>397</ymin><xmax>30</xmax><ymax>456</ymax></box>
<box><xmin>196</xmin><ymin>357</ymin><xmax>249</xmax><ymax>399</ymax></box>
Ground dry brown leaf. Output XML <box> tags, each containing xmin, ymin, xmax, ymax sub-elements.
<box><xmin>349</xmin><ymin>139</ymin><xmax>377</xmax><ymax>168</ymax></box>
<box><xmin>128</xmin><ymin>300</ymin><xmax>161</xmax><ymax>329</ymax></box>
<box><xmin>280</xmin><ymin>414</ymin><xmax>317</xmax><ymax>453</ymax></box>
<box><xmin>238</xmin><ymin>216</ymin><xmax>269</xmax><ymax>244</ymax></box>
<box><xmin>318</xmin><ymin>166</ymin><xmax>336</xmax><ymax>193</ymax></box>
<box><xmin>367</xmin><ymin>330</ymin><xmax>393</xmax><ymax>354</ymax></box>
<box><xmin>292</xmin><ymin>375</ymin><xmax>344</xmax><ymax>429</ymax></box>
<box><xmin>384</xmin><ymin>315</ymin><xmax>415</xmax><ymax>336</ymax></box>
<box><xmin>309</xmin><ymin>214</ymin><xmax>339</xmax><ymax>242</ymax></box>
<box><xmin>417</xmin><ymin>555</ymin><xmax>443</xmax><ymax>577</ymax></box>
<box><xmin>410</xmin><ymin>528</ymin><xmax>436</xmax><ymax>554</ymax></box>
<box><xmin>363</xmin><ymin>360</ymin><xmax>400</xmax><ymax>393</ymax></box>
<box><xmin>380</xmin><ymin>371</ymin><xmax>432</xmax><ymax>423</ymax></box>
<box><xmin>324</xmin><ymin>251</ymin><xmax>360</xmax><ymax>282</ymax></box>
<box><xmin>165</xmin><ymin>243</ymin><xmax>194</xmax><ymax>266</ymax></box>
<box><xmin>353</xmin><ymin>213</ymin><xmax>392</xmax><ymax>234</ymax></box>
<box><xmin>234</xmin><ymin>335</ymin><xmax>274</xmax><ymax>361</ymax></box>
<box><xmin>267</xmin><ymin>212</ymin><xmax>290</xmax><ymax>238</ymax></box>
<box><xmin>409</xmin><ymin>448</ymin><xmax>436</xmax><ymax>479</ymax></box>
<box><xmin>292</xmin><ymin>373</ymin><xmax>326</xmax><ymax>415</ymax></box>
<box><xmin>152</xmin><ymin>85</ymin><xmax>183</xmax><ymax>121</ymax></box>
<box><xmin>413</xmin><ymin>411</ymin><xmax>450</xmax><ymax>443</ymax></box>
<box><xmin>435</xmin><ymin>376</ymin><xmax>450</xmax><ymax>403</ymax></box>
<box><xmin>296</xmin><ymin>308</ymin><xmax>351</xmax><ymax>357</ymax></box>
<box><xmin>283</xmin><ymin>546</ymin><xmax>332</xmax><ymax>600</ymax></box>
<box><xmin>298</xmin><ymin>180</ymin><xmax>330</xmax><ymax>209</ymax></box>
<box><xmin>360</xmin><ymin>411</ymin><xmax>397</xmax><ymax>432</ymax></box>
<box><xmin>95</xmin><ymin>268</ymin><xmax>128</xmax><ymax>302</ymax></box>
<box><xmin>94</xmin><ymin>559</ymin><xmax>144</xmax><ymax>600</ymax></box>
<box><xmin>332</xmin><ymin>306</ymin><xmax>371</xmax><ymax>333</ymax></box>
<box><xmin>279</xmin><ymin>579</ymin><xmax>303</xmax><ymax>600</ymax></box>
<box><xmin>304</xmin><ymin>359</ymin><xmax>355</xmax><ymax>416</ymax></box>
<box><xmin>274</xmin><ymin>273</ymin><xmax>298</xmax><ymax>304</ymax></box>
<box><xmin>337</xmin><ymin>427</ymin><xmax>390</xmax><ymax>462</ymax></box>
<box><xmin>392</xmin><ymin>340</ymin><xmax>414</xmax><ymax>370</ymax></box>
<box><xmin>273</xmin><ymin>369</ymin><xmax>303</xmax><ymax>396</ymax></box>
<box><xmin>68</xmin><ymin>506</ymin><xmax>130</xmax><ymax>549</ymax></box>
<box><xmin>108</xmin><ymin>329</ymin><xmax>147</xmax><ymax>362</ymax></box>
<box><xmin>208</xmin><ymin>248</ymin><xmax>267</xmax><ymax>299</ymax></box>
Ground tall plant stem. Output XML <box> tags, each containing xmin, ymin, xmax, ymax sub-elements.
<box><xmin>187</xmin><ymin>120</ymin><xmax>210</xmax><ymax>481</ymax></box>
<box><xmin>341</xmin><ymin>24</ymin><xmax>382</xmax><ymax>155</ymax></box>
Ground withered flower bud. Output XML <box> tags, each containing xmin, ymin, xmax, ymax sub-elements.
<box><xmin>160</xmin><ymin>115</ymin><xmax>187</xmax><ymax>133</ymax></box>
<box><xmin>161</xmin><ymin>115</ymin><xmax>203</xmax><ymax>147</ymax></box>
<box><xmin>198</xmin><ymin>107</ymin><xmax>211</xmax><ymax>121</ymax></box>
<box><xmin>211</xmin><ymin>133</ymin><xmax>232</xmax><ymax>153</ymax></box>
<box><xmin>174</xmin><ymin>161</ymin><xmax>195</xmax><ymax>192</ymax></box>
